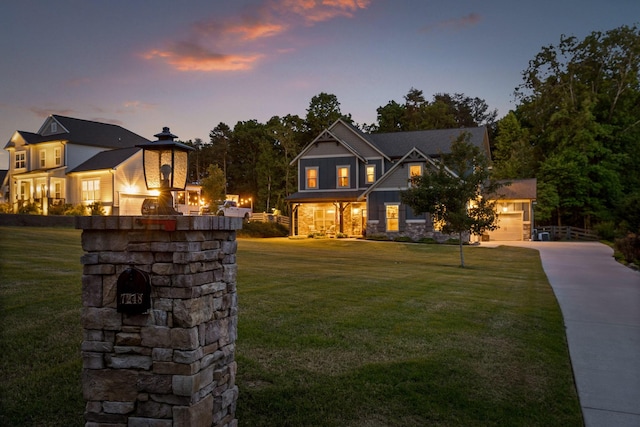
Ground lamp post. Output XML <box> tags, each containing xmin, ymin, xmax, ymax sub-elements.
<box><xmin>137</xmin><ymin>127</ymin><xmax>194</xmax><ymax>215</ymax></box>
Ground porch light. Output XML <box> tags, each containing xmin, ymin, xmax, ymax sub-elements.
<box><xmin>137</xmin><ymin>127</ymin><xmax>194</xmax><ymax>215</ymax></box>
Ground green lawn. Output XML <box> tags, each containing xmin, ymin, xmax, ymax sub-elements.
<box><xmin>0</xmin><ymin>227</ymin><xmax>582</xmax><ymax>426</ymax></box>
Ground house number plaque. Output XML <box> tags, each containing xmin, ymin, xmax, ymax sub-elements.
<box><xmin>116</xmin><ymin>267</ymin><xmax>151</xmax><ymax>314</ymax></box>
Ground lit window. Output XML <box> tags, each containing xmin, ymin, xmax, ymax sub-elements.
<box><xmin>366</xmin><ymin>165</ymin><xmax>375</xmax><ymax>184</ymax></box>
<box><xmin>15</xmin><ymin>152</ymin><xmax>25</xmax><ymax>169</ymax></box>
<box><xmin>82</xmin><ymin>179</ymin><xmax>100</xmax><ymax>202</ymax></box>
<box><xmin>54</xmin><ymin>182</ymin><xmax>62</xmax><ymax>199</ymax></box>
<box><xmin>306</xmin><ymin>167</ymin><xmax>318</xmax><ymax>189</ymax></box>
<box><xmin>386</xmin><ymin>204</ymin><xmax>399</xmax><ymax>232</ymax></box>
<box><xmin>40</xmin><ymin>149</ymin><xmax>46</xmax><ymax>168</ymax></box>
<box><xmin>54</xmin><ymin>148</ymin><xmax>61</xmax><ymax>166</ymax></box>
<box><xmin>337</xmin><ymin>166</ymin><xmax>349</xmax><ymax>188</ymax></box>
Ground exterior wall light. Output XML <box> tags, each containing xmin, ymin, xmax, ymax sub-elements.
<box><xmin>137</xmin><ymin>127</ymin><xmax>194</xmax><ymax>215</ymax></box>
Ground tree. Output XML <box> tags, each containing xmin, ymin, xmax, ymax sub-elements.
<box><xmin>515</xmin><ymin>24</ymin><xmax>640</xmax><ymax>229</ymax></box>
<box><xmin>209</xmin><ymin>122</ymin><xmax>232</xmax><ymax>183</ymax></box>
<box><xmin>491</xmin><ymin>112</ymin><xmax>535</xmax><ymax>179</ymax></box>
<box><xmin>373</xmin><ymin>88</ymin><xmax>496</xmax><ymax>133</ymax></box>
<box><xmin>401</xmin><ymin>133</ymin><xmax>501</xmax><ymax>267</ymax></box>
<box><xmin>266</xmin><ymin>114</ymin><xmax>306</xmax><ymax>214</ymax></box>
<box><xmin>200</xmin><ymin>164</ymin><xmax>226</xmax><ymax>209</ymax></box>
<box><xmin>305</xmin><ymin>92</ymin><xmax>352</xmax><ymax>137</ymax></box>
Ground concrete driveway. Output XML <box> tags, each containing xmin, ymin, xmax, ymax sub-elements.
<box><xmin>480</xmin><ymin>241</ymin><xmax>640</xmax><ymax>427</ymax></box>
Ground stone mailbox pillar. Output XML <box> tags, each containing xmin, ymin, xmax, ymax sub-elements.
<box><xmin>76</xmin><ymin>216</ymin><xmax>241</xmax><ymax>427</ymax></box>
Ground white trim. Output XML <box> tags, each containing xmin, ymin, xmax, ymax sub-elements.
<box><xmin>406</xmin><ymin>219</ymin><xmax>426</xmax><ymax>224</ymax></box>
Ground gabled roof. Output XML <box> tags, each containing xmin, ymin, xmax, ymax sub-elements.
<box><xmin>68</xmin><ymin>147</ymin><xmax>140</xmax><ymax>173</ymax></box>
<box><xmin>4</xmin><ymin>131</ymin><xmax>50</xmax><ymax>148</ymax></box>
<box><xmin>5</xmin><ymin>115</ymin><xmax>149</xmax><ymax>150</ymax></box>
<box><xmin>366</xmin><ymin>126</ymin><xmax>488</xmax><ymax>158</ymax></box>
<box><xmin>290</xmin><ymin>126</ymin><xmax>366</xmax><ymax>164</ymax></box>
<box><xmin>359</xmin><ymin>147</ymin><xmax>449</xmax><ymax>200</ymax></box>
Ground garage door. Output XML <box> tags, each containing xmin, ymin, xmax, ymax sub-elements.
<box><xmin>119</xmin><ymin>195</ymin><xmax>148</xmax><ymax>216</ymax></box>
<box><xmin>488</xmin><ymin>212</ymin><xmax>523</xmax><ymax>241</ymax></box>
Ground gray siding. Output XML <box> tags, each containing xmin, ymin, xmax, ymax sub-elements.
<box><xmin>331</xmin><ymin>124</ymin><xmax>383</xmax><ymax>158</ymax></box>
<box><xmin>299</xmin><ymin>157</ymin><xmax>358</xmax><ymax>190</ymax></box>
<box><xmin>304</xmin><ymin>140</ymin><xmax>351</xmax><ymax>157</ymax></box>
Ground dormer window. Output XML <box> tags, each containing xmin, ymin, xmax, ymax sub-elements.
<box><xmin>51</xmin><ymin>122</ymin><xmax>57</xmax><ymax>133</ymax></box>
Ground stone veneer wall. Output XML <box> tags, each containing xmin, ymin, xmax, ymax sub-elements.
<box><xmin>76</xmin><ymin>215</ymin><xmax>242</xmax><ymax>427</ymax></box>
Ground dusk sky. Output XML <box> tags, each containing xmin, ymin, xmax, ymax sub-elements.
<box><xmin>2</xmin><ymin>1</ymin><xmax>639</xmax><ymax>168</ymax></box>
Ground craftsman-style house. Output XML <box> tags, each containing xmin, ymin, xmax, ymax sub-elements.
<box><xmin>287</xmin><ymin>119</ymin><xmax>536</xmax><ymax>241</ymax></box>
<box><xmin>3</xmin><ymin>115</ymin><xmax>203</xmax><ymax>215</ymax></box>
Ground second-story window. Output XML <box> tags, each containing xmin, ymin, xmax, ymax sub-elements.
<box><xmin>306</xmin><ymin>167</ymin><xmax>318</xmax><ymax>189</ymax></box>
<box><xmin>337</xmin><ymin>166</ymin><xmax>349</xmax><ymax>188</ymax></box>
<box><xmin>15</xmin><ymin>152</ymin><xmax>25</xmax><ymax>169</ymax></box>
<box><xmin>40</xmin><ymin>149</ymin><xmax>46</xmax><ymax>168</ymax></box>
<box><xmin>54</xmin><ymin>148</ymin><xmax>61</xmax><ymax>166</ymax></box>
<box><xmin>366</xmin><ymin>165</ymin><xmax>376</xmax><ymax>184</ymax></box>
<box><xmin>409</xmin><ymin>164</ymin><xmax>422</xmax><ymax>186</ymax></box>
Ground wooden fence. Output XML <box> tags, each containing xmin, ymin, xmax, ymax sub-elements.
<box><xmin>250</xmin><ymin>213</ymin><xmax>290</xmax><ymax>228</ymax></box>
<box><xmin>536</xmin><ymin>226</ymin><xmax>598</xmax><ymax>241</ymax></box>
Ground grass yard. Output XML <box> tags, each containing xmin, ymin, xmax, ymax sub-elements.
<box><xmin>0</xmin><ymin>227</ymin><xmax>582</xmax><ymax>426</ymax></box>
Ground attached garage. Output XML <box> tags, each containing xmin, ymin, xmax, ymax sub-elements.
<box><xmin>488</xmin><ymin>211</ymin><xmax>524</xmax><ymax>241</ymax></box>
<box><xmin>118</xmin><ymin>194</ymin><xmax>148</xmax><ymax>216</ymax></box>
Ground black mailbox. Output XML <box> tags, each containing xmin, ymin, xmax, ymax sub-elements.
<box><xmin>116</xmin><ymin>267</ymin><xmax>151</xmax><ymax>314</ymax></box>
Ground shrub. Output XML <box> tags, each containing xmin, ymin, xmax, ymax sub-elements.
<box><xmin>0</xmin><ymin>202</ymin><xmax>12</xmax><ymax>213</ymax></box>
<box><xmin>64</xmin><ymin>204</ymin><xmax>87</xmax><ymax>216</ymax></box>
<box><xmin>417</xmin><ymin>237</ymin><xmax>437</xmax><ymax>244</ymax></box>
<box><xmin>594</xmin><ymin>221</ymin><xmax>616</xmax><ymax>241</ymax></box>
<box><xmin>89</xmin><ymin>201</ymin><xmax>105</xmax><ymax>215</ymax></box>
<box><xmin>237</xmin><ymin>221</ymin><xmax>289</xmax><ymax>238</ymax></box>
<box><xmin>614</xmin><ymin>233</ymin><xmax>640</xmax><ymax>265</ymax></box>
<box><xmin>18</xmin><ymin>202</ymin><xmax>40</xmax><ymax>214</ymax></box>
<box><xmin>366</xmin><ymin>234</ymin><xmax>390</xmax><ymax>241</ymax></box>
<box><xmin>48</xmin><ymin>202</ymin><xmax>70</xmax><ymax>216</ymax></box>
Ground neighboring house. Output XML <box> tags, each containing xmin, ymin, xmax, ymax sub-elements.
<box><xmin>3</xmin><ymin>115</ymin><xmax>151</xmax><ymax>214</ymax></box>
<box><xmin>484</xmin><ymin>178</ymin><xmax>537</xmax><ymax>242</ymax></box>
<box><xmin>3</xmin><ymin>114</ymin><xmax>204</xmax><ymax>216</ymax></box>
<box><xmin>287</xmin><ymin>119</ymin><xmax>536</xmax><ymax>241</ymax></box>
<box><xmin>0</xmin><ymin>169</ymin><xmax>8</xmax><ymax>203</ymax></box>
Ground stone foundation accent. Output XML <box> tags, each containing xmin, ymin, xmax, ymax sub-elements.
<box><xmin>365</xmin><ymin>220</ymin><xmax>468</xmax><ymax>242</ymax></box>
<box><xmin>76</xmin><ymin>216</ymin><xmax>242</xmax><ymax>427</ymax></box>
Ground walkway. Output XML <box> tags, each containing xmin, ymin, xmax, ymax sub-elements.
<box><xmin>481</xmin><ymin>241</ymin><xmax>640</xmax><ymax>427</ymax></box>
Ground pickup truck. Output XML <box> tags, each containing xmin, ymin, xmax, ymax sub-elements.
<box><xmin>215</xmin><ymin>200</ymin><xmax>252</xmax><ymax>219</ymax></box>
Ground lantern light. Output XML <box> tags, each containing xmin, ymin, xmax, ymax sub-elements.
<box><xmin>137</xmin><ymin>127</ymin><xmax>194</xmax><ymax>215</ymax></box>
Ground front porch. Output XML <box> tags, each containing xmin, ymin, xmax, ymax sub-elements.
<box><xmin>290</xmin><ymin>201</ymin><xmax>366</xmax><ymax>238</ymax></box>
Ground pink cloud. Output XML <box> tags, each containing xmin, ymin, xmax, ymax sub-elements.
<box><xmin>143</xmin><ymin>0</ymin><xmax>371</xmax><ymax>72</ymax></box>
<box><xmin>421</xmin><ymin>12</ymin><xmax>482</xmax><ymax>33</ymax></box>
<box><xmin>278</xmin><ymin>0</ymin><xmax>371</xmax><ymax>23</ymax></box>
